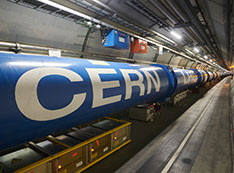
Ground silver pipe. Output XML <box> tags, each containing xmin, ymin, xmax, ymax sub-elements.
<box><xmin>149</xmin><ymin>0</ymin><xmax>198</xmax><ymax>44</ymax></box>
<box><xmin>177</xmin><ymin>0</ymin><xmax>225</xmax><ymax>66</ymax></box>
<box><xmin>149</xmin><ymin>0</ymin><xmax>179</xmax><ymax>24</ymax></box>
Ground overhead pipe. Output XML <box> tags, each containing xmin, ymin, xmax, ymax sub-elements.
<box><xmin>166</xmin><ymin>0</ymin><xmax>217</xmax><ymax>58</ymax></box>
<box><xmin>195</xmin><ymin>0</ymin><xmax>231</xmax><ymax>66</ymax></box>
<box><xmin>175</xmin><ymin>0</ymin><xmax>226</xmax><ymax>67</ymax></box>
<box><xmin>149</xmin><ymin>0</ymin><xmax>199</xmax><ymax>44</ymax></box>
<box><xmin>194</xmin><ymin>0</ymin><xmax>217</xmax><ymax>47</ymax></box>
<box><xmin>165</xmin><ymin>0</ymin><xmax>212</xmax><ymax>57</ymax></box>
<box><xmin>149</xmin><ymin>0</ymin><xmax>178</xmax><ymax>24</ymax></box>
<box><xmin>166</xmin><ymin>0</ymin><xmax>205</xmax><ymax>44</ymax></box>
<box><xmin>125</xmin><ymin>0</ymin><xmax>171</xmax><ymax>28</ymax></box>
<box><xmin>166</xmin><ymin>0</ymin><xmax>188</xmax><ymax>21</ymax></box>
<box><xmin>85</xmin><ymin>0</ymin><xmax>175</xmax><ymax>45</ymax></box>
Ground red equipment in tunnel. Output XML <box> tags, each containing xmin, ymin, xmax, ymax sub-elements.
<box><xmin>130</xmin><ymin>37</ymin><xmax>148</xmax><ymax>54</ymax></box>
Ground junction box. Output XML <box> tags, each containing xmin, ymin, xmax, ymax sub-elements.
<box><xmin>130</xmin><ymin>37</ymin><xmax>147</xmax><ymax>54</ymax></box>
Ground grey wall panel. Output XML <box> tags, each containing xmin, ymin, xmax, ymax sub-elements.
<box><xmin>85</xmin><ymin>30</ymin><xmax>130</xmax><ymax>58</ymax></box>
<box><xmin>0</xmin><ymin>0</ymin><xmax>87</xmax><ymax>50</ymax></box>
<box><xmin>156</xmin><ymin>52</ymin><xmax>173</xmax><ymax>64</ymax></box>
<box><xmin>133</xmin><ymin>46</ymin><xmax>156</xmax><ymax>62</ymax></box>
<box><xmin>84</xmin><ymin>31</ymin><xmax>113</xmax><ymax>56</ymax></box>
<box><xmin>170</xmin><ymin>56</ymin><xmax>183</xmax><ymax>66</ymax></box>
<box><xmin>109</xmin><ymin>48</ymin><xmax>130</xmax><ymax>58</ymax></box>
<box><xmin>178</xmin><ymin>58</ymin><xmax>187</xmax><ymax>66</ymax></box>
<box><xmin>186</xmin><ymin>61</ymin><xmax>194</xmax><ymax>68</ymax></box>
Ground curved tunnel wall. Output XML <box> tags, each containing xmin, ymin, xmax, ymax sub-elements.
<box><xmin>0</xmin><ymin>0</ymin><xmax>207</xmax><ymax>70</ymax></box>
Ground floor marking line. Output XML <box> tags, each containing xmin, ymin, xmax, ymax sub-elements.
<box><xmin>161</xmin><ymin>85</ymin><xmax>219</xmax><ymax>173</ymax></box>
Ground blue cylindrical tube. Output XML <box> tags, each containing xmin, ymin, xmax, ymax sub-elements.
<box><xmin>0</xmin><ymin>52</ymin><xmax>175</xmax><ymax>151</ymax></box>
<box><xmin>198</xmin><ymin>70</ymin><xmax>208</xmax><ymax>84</ymax></box>
<box><xmin>171</xmin><ymin>68</ymin><xmax>199</xmax><ymax>93</ymax></box>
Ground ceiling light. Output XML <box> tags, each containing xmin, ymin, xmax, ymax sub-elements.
<box><xmin>37</xmin><ymin>0</ymin><xmax>101</xmax><ymax>24</ymax></box>
<box><xmin>170</xmin><ymin>31</ymin><xmax>182</xmax><ymax>40</ymax></box>
<box><xmin>96</xmin><ymin>24</ymin><xmax>101</xmax><ymax>29</ymax></box>
<box><xmin>209</xmin><ymin>59</ymin><xmax>212</xmax><ymax>62</ymax></box>
<box><xmin>193</xmin><ymin>47</ymin><xmax>200</xmax><ymax>53</ymax></box>
<box><xmin>86</xmin><ymin>21</ymin><xmax>92</xmax><ymax>26</ymax></box>
<box><xmin>204</xmin><ymin>55</ymin><xmax>208</xmax><ymax>59</ymax></box>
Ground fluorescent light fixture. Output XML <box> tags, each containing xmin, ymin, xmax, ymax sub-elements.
<box><xmin>170</xmin><ymin>31</ymin><xmax>182</xmax><ymax>39</ymax></box>
<box><xmin>86</xmin><ymin>21</ymin><xmax>92</xmax><ymax>26</ymax></box>
<box><xmin>96</xmin><ymin>24</ymin><xmax>101</xmax><ymax>29</ymax></box>
<box><xmin>204</xmin><ymin>55</ymin><xmax>208</xmax><ymax>59</ymax></box>
<box><xmin>193</xmin><ymin>47</ymin><xmax>200</xmax><ymax>53</ymax></box>
<box><xmin>37</xmin><ymin>0</ymin><xmax>101</xmax><ymax>24</ymax></box>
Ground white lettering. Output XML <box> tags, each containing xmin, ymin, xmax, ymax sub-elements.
<box><xmin>142</xmin><ymin>70</ymin><xmax>160</xmax><ymax>94</ymax></box>
<box><xmin>86</xmin><ymin>68</ymin><xmax>121</xmax><ymax>108</ymax></box>
<box><xmin>181</xmin><ymin>71</ymin><xmax>190</xmax><ymax>84</ymax></box>
<box><xmin>120</xmin><ymin>69</ymin><xmax>145</xmax><ymax>100</ymax></box>
<box><xmin>15</xmin><ymin>67</ymin><xmax>86</xmax><ymax>121</ymax></box>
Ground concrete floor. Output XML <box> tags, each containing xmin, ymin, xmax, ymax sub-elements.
<box><xmin>84</xmin><ymin>80</ymin><xmax>221</xmax><ymax>172</ymax></box>
<box><xmin>191</xmin><ymin>79</ymin><xmax>232</xmax><ymax>173</ymax></box>
<box><xmin>116</xmin><ymin>78</ymin><xmax>233</xmax><ymax>173</ymax></box>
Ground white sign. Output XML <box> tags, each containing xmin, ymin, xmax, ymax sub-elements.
<box><xmin>119</xmin><ymin>37</ymin><xmax>125</xmax><ymax>43</ymax></box>
<box><xmin>48</xmin><ymin>49</ymin><xmax>61</xmax><ymax>57</ymax></box>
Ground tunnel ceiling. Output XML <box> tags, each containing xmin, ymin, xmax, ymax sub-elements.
<box><xmin>5</xmin><ymin>0</ymin><xmax>234</xmax><ymax>70</ymax></box>
<box><xmin>89</xmin><ymin>0</ymin><xmax>233</xmax><ymax>68</ymax></box>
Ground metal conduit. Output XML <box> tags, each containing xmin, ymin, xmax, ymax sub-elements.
<box><xmin>149</xmin><ymin>0</ymin><xmax>198</xmax><ymax>44</ymax></box>
<box><xmin>149</xmin><ymin>0</ymin><xmax>178</xmax><ymax>24</ymax></box>
<box><xmin>176</xmin><ymin>0</ymin><xmax>226</xmax><ymax>67</ymax></box>
<box><xmin>166</xmin><ymin>0</ymin><xmax>204</xmax><ymax>44</ymax></box>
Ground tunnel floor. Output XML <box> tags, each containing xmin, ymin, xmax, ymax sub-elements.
<box><xmin>115</xmin><ymin>77</ymin><xmax>233</xmax><ymax>173</ymax></box>
<box><xmin>84</xmin><ymin>79</ymin><xmax>229</xmax><ymax>173</ymax></box>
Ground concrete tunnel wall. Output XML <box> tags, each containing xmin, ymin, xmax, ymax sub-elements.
<box><xmin>230</xmin><ymin>78</ymin><xmax>234</xmax><ymax>108</ymax></box>
<box><xmin>0</xmin><ymin>0</ymin><xmax>199</xmax><ymax>68</ymax></box>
